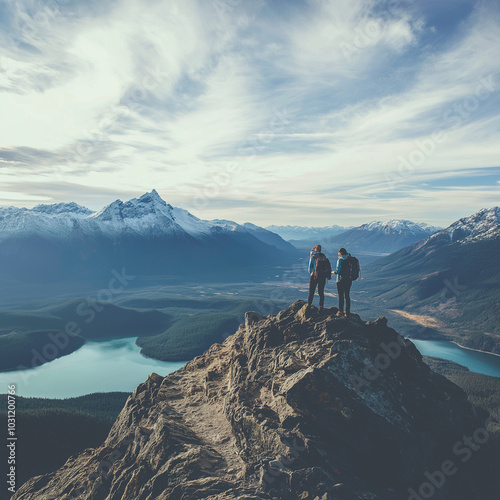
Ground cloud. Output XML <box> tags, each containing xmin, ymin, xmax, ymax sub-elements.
<box><xmin>0</xmin><ymin>0</ymin><xmax>499</xmax><ymax>226</ymax></box>
<box><xmin>284</xmin><ymin>0</ymin><xmax>420</xmax><ymax>75</ymax></box>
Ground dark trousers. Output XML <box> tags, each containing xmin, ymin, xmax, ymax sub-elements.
<box><xmin>337</xmin><ymin>279</ymin><xmax>352</xmax><ymax>314</ymax></box>
<box><xmin>308</xmin><ymin>275</ymin><xmax>326</xmax><ymax>307</ymax></box>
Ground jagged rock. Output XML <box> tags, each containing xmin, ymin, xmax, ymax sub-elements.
<box><xmin>13</xmin><ymin>300</ymin><xmax>498</xmax><ymax>500</ymax></box>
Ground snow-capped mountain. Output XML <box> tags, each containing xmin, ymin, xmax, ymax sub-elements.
<box><xmin>266</xmin><ymin>225</ymin><xmax>348</xmax><ymax>242</ymax></box>
<box><xmin>85</xmin><ymin>190</ymin><xmax>218</xmax><ymax>238</ymax></box>
<box><xmin>410</xmin><ymin>207</ymin><xmax>500</xmax><ymax>253</ymax></box>
<box><xmin>368</xmin><ymin>207</ymin><xmax>500</xmax><ymax>264</ymax></box>
<box><xmin>0</xmin><ymin>190</ymin><xmax>298</xmax><ymax>243</ymax></box>
<box><xmin>0</xmin><ymin>190</ymin><xmax>297</xmax><ymax>283</ymax></box>
<box><xmin>285</xmin><ymin>219</ymin><xmax>441</xmax><ymax>255</ymax></box>
<box><xmin>359</xmin><ymin>219</ymin><xmax>441</xmax><ymax>236</ymax></box>
<box><xmin>443</xmin><ymin>207</ymin><xmax>500</xmax><ymax>243</ymax></box>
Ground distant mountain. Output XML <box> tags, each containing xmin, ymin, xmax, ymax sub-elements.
<box><xmin>331</xmin><ymin>219</ymin><xmax>441</xmax><ymax>253</ymax></box>
<box><xmin>31</xmin><ymin>202</ymin><xmax>94</xmax><ymax>217</ymax></box>
<box><xmin>286</xmin><ymin>219</ymin><xmax>441</xmax><ymax>256</ymax></box>
<box><xmin>361</xmin><ymin>207</ymin><xmax>500</xmax><ymax>354</ymax></box>
<box><xmin>0</xmin><ymin>190</ymin><xmax>298</xmax><ymax>283</ymax></box>
<box><xmin>265</xmin><ymin>224</ymin><xmax>348</xmax><ymax>242</ymax></box>
<box><xmin>360</xmin><ymin>219</ymin><xmax>441</xmax><ymax>235</ymax></box>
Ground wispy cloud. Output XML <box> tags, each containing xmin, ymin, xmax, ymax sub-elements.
<box><xmin>0</xmin><ymin>0</ymin><xmax>499</xmax><ymax>226</ymax></box>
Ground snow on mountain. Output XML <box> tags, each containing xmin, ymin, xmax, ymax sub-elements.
<box><xmin>0</xmin><ymin>201</ymin><xmax>94</xmax><ymax>240</ymax></box>
<box><xmin>0</xmin><ymin>190</ymin><xmax>223</xmax><ymax>240</ymax></box>
<box><xmin>0</xmin><ymin>206</ymin><xmax>26</xmax><ymax>217</ymax></box>
<box><xmin>466</xmin><ymin>224</ymin><xmax>500</xmax><ymax>242</ymax></box>
<box><xmin>0</xmin><ymin>190</ymin><xmax>293</xmax><ymax>246</ymax></box>
<box><xmin>442</xmin><ymin>207</ymin><xmax>500</xmax><ymax>243</ymax></box>
<box><xmin>0</xmin><ymin>206</ymin><xmax>80</xmax><ymax>239</ymax></box>
<box><xmin>292</xmin><ymin>219</ymin><xmax>443</xmax><ymax>256</ymax></box>
<box><xmin>0</xmin><ymin>190</ymin><xmax>299</xmax><ymax>283</ymax></box>
<box><xmin>409</xmin><ymin>207</ymin><xmax>500</xmax><ymax>254</ymax></box>
<box><xmin>87</xmin><ymin>190</ymin><xmax>214</xmax><ymax>238</ymax></box>
<box><xmin>32</xmin><ymin>202</ymin><xmax>94</xmax><ymax>217</ymax></box>
<box><xmin>266</xmin><ymin>221</ymin><xmax>439</xmax><ymax>243</ymax></box>
<box><xmin>417</xmin><ymin>222</ymin><xmax>442</xmax><ymax>234</ymax></box>
<box><xmin>209</xmin><ymin>219</ymin><xmax>247</xmax><ymax>232</ymax></box>
<box><xmin>359</xmin><ymin>219</ymin><xmax>440</xmax><ymax>236</ymax></box>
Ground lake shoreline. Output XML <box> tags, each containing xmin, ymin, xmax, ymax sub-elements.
<box><xmin>0</xmin><ymin>337</ymin><xmax>187</xmax><ymax>398</ymax></box>
<box><xmin>449</xmin><ymin>340</ymin><xmax>500</xmax><ymax>358</ymax></box>
<box><xmin>408</xmin><ymin>335</ymin><xmax>500</xmax><ymax>359</ymax></box>
<box><xmin>411</xmin><ymin>338</ymin><xmax>500</xmax><ymax>379</ymax></box>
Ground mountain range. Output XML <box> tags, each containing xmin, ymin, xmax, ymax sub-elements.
<box><xmin>286</xmin><ymin>219</ymin><xmax>441</xmax><ymax>256</ymax></box>
<box><xmin>0</xmin><ymin>190</ymin><xmax>297</xmax><ymax>283</ymax></box>
<box><xmin>13</xmin><ymin>301</ymin><xmax>499</xmax><ymax>500</ymax></box>
<box><xmin>360</xmin><ymin>207</ymin><xmax>500</xmax><ymax>353</ymax></box>
<box><xmin>266</xmin><ymin>225</ymin><xmax>349</xmax><ymax>242</ymax></box>
<box><xmin>0</xmin><ymin>191</ymin><xmax>449</xmax><ymax>285</ymax></box>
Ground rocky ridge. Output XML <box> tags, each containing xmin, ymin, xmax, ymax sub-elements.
<box><xmin>13</xmin><ymin>301</ymin><xmax>497</xmax><ymax>500</ymax></box>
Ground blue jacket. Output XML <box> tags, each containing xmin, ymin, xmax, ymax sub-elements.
<box><xmin>336</xmin><ymin>253</ymin><xmax>351</xmax><ymax>282</ymax></box>
<box><xmin>308</xmin><ymin>251</ymin><xmax>317</xmax><ymax>274</ymax></box>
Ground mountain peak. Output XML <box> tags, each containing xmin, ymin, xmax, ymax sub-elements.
<box><xmin>89</xmin><ymin>190</ymin><xmax>174</xmax><ymax>224</ymax></box>
<box><xmin>137</xmin><ymin>189</ymin><xmax>169</xmax><ymax>207</ymax></box>
<box><xmin>14</xmin><ymin>301</ymin><xmax>496</xmax><ymax>500</ymax></box>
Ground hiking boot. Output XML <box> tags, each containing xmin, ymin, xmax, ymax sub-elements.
<box><xmin>336</xmin><ymin>311</ymin><xmax>344</xmax><ymax>317</ymax></box>
<box><xmin>344</xmin><ymin>312</ymin><xmax>350</xmax><ymax>318</ymax></box>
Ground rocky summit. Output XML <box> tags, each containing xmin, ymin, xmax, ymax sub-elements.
<box><xmin>14</xmin><ymin>301</ymin><xmax>498</xmax><ymax>500</ymax></box>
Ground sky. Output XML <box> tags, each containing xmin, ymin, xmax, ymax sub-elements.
<box><xmin>0</xmin><ymin>0</ymin><xmax>499</xmax><ymax>227</ymax></box>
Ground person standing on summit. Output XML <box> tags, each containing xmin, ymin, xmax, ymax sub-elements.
<box><xmin>332</xmin><ymin>247</ymin><xmax>355</xmax><ymax>317</ymax></box>
<box><xmin>307</xmin><ymin>245</ymin><xmax>332</xmax><ymax>311</ymax></box>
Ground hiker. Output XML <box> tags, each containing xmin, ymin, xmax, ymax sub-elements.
<box><xmin>332</xmin><ymin>247</ymin><xmax>352</xmax><ymax>317</ymax></box>
<box><xmin>307</xmin><ymin>245</ymin><xmax>332</xmax><ymax>310</ymax></box>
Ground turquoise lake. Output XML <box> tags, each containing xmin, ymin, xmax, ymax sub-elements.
<box><xmin>0</xmin><ymin>337</ymin><xmax>499</xmax><ymax>399</ymax></box>
<box><xmin>0</xmin><ymin>337</ymin><xmax>187</xmax><ymax>398</ymax></box>
<box><xmin>412</xmin><ymin>339</ymin><xmax>500</xmax><ymax>378</ymax></box>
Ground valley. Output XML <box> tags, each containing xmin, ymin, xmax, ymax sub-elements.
<box><xmin>1</xmin><ymin>200</ymin><xmax>499</xmax><ymax>500</ymax></box>
<box><xmin>1</xmin><ymin>204</ymin><xmax>499</xmax><ymax>390</ymax></box>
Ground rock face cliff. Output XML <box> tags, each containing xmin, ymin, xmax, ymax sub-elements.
<box><xmin>14</xmin><ymin>301</ymin><xmax>497</xmax><ymax>500</ymax></box>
